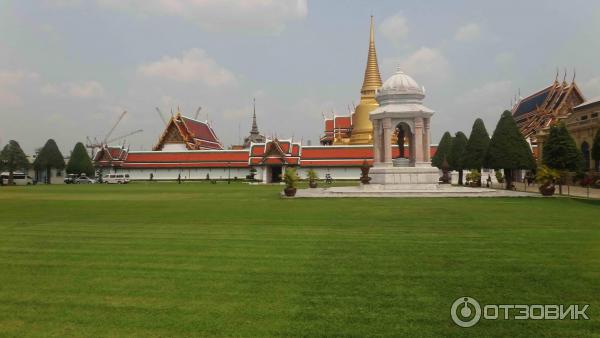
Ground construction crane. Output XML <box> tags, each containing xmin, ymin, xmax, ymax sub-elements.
<box><xmin>106</xmin><ymin>129</ymin><xmax>143</xmax><ymax>144</ymax></box>
<box><xmin>86</xmin><ymin>110</ymin><xmax>139</xmax><ymax>157</ymax></box>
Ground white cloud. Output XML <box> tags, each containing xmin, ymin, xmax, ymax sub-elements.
<box><xmin>455</xmin><ymin>23</ymin><xmax>481</xmax><ymax>42</ymax></box>
<box><xmin>0</xmin><ymin>70</ymin><xmax>40</xmax><ymax>106</ymax></box>
<box><xmin>379</xmin><ymin>13</ymin><xmax>409</xmax><ymax>44</ymax></box>
<box><xmin>138</xmin><ymin>48</ymin><xmax>236</xmax><ymax>86</ymax></box>
<box><xmin>455</xmin><ymin>80</ymin><xmax>512</xmax><ymax>106</ymax></box>
<box><xmin>41</xmin><ymin>80</ymin><xmax>106</xmax><ymax>98</ymax></box>
<box><xmin>94</xmin><ymin>0</ymin><xmax>307</xmax><ymax>33</ymax></box>
<box><xmin>399</xmin><ymin>47</ymin><xmax>450</xmax><ymax>84</ymax></box>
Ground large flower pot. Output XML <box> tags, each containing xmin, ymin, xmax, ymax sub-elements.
<box><xmin>284</xmin><ymin>187</ymin><xmax>297</xmax><ymax>197</ymax></box>
<box><xmin>539</xmin><ymin>184</ymin><xmax>555</xmax><ymax>196</ymax></box>
<box><xmin>309</xmin><ymin>181</ymin><xmax>317</xmax><ymax>188</ymax></box>
<box><xmin>360</xmin><ymin>176</ymin><xmax>371</xmax><ymax>184</ymax></box>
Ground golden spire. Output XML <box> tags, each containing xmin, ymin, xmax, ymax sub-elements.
<box><xmin>349</xmin><ymin>16</ymin><xmax>382</xmax><ymax>145</ymax></box>
<box><xmin>360</xmin><ymin>15</ymin><xmax>382</xmax><ymax>98</ymax></box>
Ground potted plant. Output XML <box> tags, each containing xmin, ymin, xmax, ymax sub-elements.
<box><xmin>283</xmin><ymin>167</ymin><xmax>299</xmax><ymax>197</ymax></box>
<box><xmin>360</xmin><ymin>160</ymin><xmax>371</xmax><ymax>184</ymax></box>
<box><xmin>536</xmin><ymin>165</ymin><xmax>560</xmax><ymax>196</ymax></box>
<box><xmin>306</xmin><ymin>169</ymin><xmax>319</xmax><ymax>188</ymax></box>
<box><xmin>495</xmin><ymin>170</ymin><xmax>505</xmax><ymax>184</ymax></box>
<box><xmin>465</xmin><ymin>169</ymin><xmax>481</xmax><ymax>187</ymax></box>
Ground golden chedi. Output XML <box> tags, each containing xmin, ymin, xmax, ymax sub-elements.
<box><xmin>350</xmin><ymin>16</ymin><xmax>383</xmax><ymax>145</ymax></box>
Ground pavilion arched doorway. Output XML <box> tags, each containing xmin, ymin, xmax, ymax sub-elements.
<box><xmin>393</xmin><ymin>122</ymin><xmax>412</xmax><ymax>166</ymax></box>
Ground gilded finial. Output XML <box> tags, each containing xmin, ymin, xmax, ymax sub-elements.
<box><xmin>360</xmin><ymin>16</ymin><xmax>382</xmax><ymax>97</ymax></box>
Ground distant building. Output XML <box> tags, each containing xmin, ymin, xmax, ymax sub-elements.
<box><xmin>243</xmin><ymin>99</ymin><xmax>265</xmax><ymax>148</ymax></box>
<box><xmin>567</xmin><ymin>97</ymin><xmax>600</xmax><ymax>170</ymax></box>
<box><xmin>95</xmin><ymin>138</ymin><xmax>429</xmax><ymax>183</ymax></box>
<box><xmin>512</xmin><ymin>73</ymin><xmax>585</xmax><ymax>159</ymax></box>
<box><xmin>320</xmin><ymin>116</ymin><xmax>352</xmax><ymax>145</ymax></box>
<box><xmin>153</xmin><ymin>112</ymin><xmax>223</xmax><ymax>151</ymax></box>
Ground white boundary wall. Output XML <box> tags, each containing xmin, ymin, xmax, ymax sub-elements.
<box><xmin>109</xmin><ymin>166</ymin><xmax>363</xmax><ymax>181</ymax></box>
<box><xmin>111</xmin><ymin>167</ymin><xmax>263</xmax><ymax>181</ymax></box>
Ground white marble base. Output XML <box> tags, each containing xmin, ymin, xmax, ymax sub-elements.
<box><xmin>369</xmin><ymin>165</ymin><xmax>439</xmax><ymax>186</ymax></box>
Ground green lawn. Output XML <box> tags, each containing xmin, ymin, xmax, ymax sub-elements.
<box><xmin>0</xmin><ymin>182</ymin><xmax>598</xmax><ymax>337</ymax></box>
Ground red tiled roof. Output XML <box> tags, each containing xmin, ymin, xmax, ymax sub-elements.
<box><xmin>334</xmin><ymin>116</ymin><xmax>352</xmax><ymax>128</ymax></box>
<box><xmin>126</xmin><ymin>151</ymin><xmax>248</xmax><ymax>163</ymax></box>
<box><xmin>121</xmin><ymin>150</ymin><xmax>249</xmax><ymax>168</ymax></box>
<box><xmin>324</xmin><ymin>119</ymin><xmax>334</xmax><ymax>132</ymax></box>
<box><xmin>180</xmin><ymin>116</ymin><xmax>223</xmax><ymax>149</ymax></box>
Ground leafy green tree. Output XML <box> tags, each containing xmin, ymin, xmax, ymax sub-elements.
<box><xmin>484</xmin><ymin>111</ymin><xmax>535</xmax><ymax>189</ymax></box>
<box><xmin>0</xmin><ymin>140</ymin><xmax>30</xmax><ymax>185</ymax></box>
<box><xmin>542</xmin><ymin>123</ymin><xmax>584</xmax><ymax>193</ymax></box>
<box><xmin>432</xmin><ymin>132</ymin><xmax>453</xmax><ymax>169</ymax></box>
<box><xmin>448</xmin><ymin>131</ymin><xmax>468</xmax><ymax>185</ymax></box>
<box><xmin>33</xmin><ymin>139</ymin><xmax>65</xmax><ymax>184</ymax></box>
<box><xmin>592</xmin><ymin>129</ymin><xmax>600</xmax><ymax>171</ymax></box>
<box><xmin>66</xmin><ymin>142</ymin><xmax>94</xmax><ymax>176</ymax></box>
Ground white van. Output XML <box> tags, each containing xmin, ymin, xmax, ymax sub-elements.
<box><xmin>103</xmin><ymin>173</ymin><xmax>130</xmax><ymax>184</ymax></box>
<box><xmin>1</xmin><ymin>172</ymin><xmax>34</xmax><ymax>185</ymax></box>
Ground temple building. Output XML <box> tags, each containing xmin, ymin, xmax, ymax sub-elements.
<box><xmin>93</xmin><ymin>17</ymin><xmax>438</xmax><ymax>183</ymax></box>
<box><xmin>319</xmin><ymin>115</ymin><xmax>352</xmax><ymax>145</ymax></box>
<box><xmin>512</xmin><ymin>72</ymin><xmax>585</xmax><ymax>158</ymax></box>
<box><xmin>567</xmin><ymin>98</ymin><xmax>600</xmax><ymax>170</ymax></box>
<box><xmin>153</xmin><ymin>112</ymin><xmax>223</xmax><ymax>151</ymax></box>
<box><xmin>243</xmin><ymin>99</ymin><xmax>266</xmax><ymax>148</ymax></box>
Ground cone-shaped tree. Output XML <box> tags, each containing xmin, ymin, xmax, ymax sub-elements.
<box><xmin>463</xmin><ymin>119</ymin><xmax>490</xmax><ymax>186</ymax></box>
<box><xmin>448</xmin><ymin>131</ymin><xmax>468</xmax><ymax>185</ymax></box>
<box><xmin>432</xmin><ymin>132</ymin><xmax>453</xmax><ymax>169</ymax></box>
<box><xmin>66</xmin><ymin>142</ymin><xmax>94</xmax><ymax>176</ymax></box>
<box><xmin>0</xmin><ymin>140</ymin><xmax>30</xmax><ymax>185</ymax></box>
<box><xmin>33</xmin><ymin>139</ymin><xmax>65</xmax><ymax>184</ymax></box>
<box><xmin>485</xmin><ymin>111</ymin><xmax>535</xmax><ymax>189</ymax></box>
<box><xmin>542</xmin><ymin>123</ymin><xmax>584</xmax><ymax>193</ymax></box>
<box><xmin>592</xmin><ymin>129</ymin><xmax>600</xmax><ymax>171</ymax></box>
<box><xmin>463</xmin><ymin>118</ymin><xmax>490</xmax><ymax>170</ymax></box>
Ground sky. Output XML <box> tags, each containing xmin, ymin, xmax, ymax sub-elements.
<box><xmin>1</xmin><ymin>0</ymin><xmax>600</xmax><ymax>154</ymax></box>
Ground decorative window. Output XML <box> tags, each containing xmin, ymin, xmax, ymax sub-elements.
<box><xmin>581</xmin><ymin>115</ymin><xmax>588</xmax><ymax>121</ymax></box>
<box><xmin>591</xmin><ymin>112</ymin><xmax>599</xmax><ymax>118</ymax></box>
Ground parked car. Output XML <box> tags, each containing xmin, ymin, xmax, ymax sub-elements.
<box><xmin>103</xmin><ymin>173</ymin><xmax>130</xmax><ymax>184</ymax></box>
<box><xmin>64</xmin><ymin>174</ymin><xmax>77</xmax><ymax>184</ymax></box>
<box><xmin>1</xmin><ymin>172</ymin><xmax>34</xmax><ymax>185</ymax></box>
<box><xmin>76</xmin><ymin>175</ymin><xmax>96</xmax><ymax>184</ymax></box>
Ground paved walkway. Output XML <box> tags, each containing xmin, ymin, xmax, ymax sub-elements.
<box><xmin>292</xmin><ymin>185</ymin><xmax>536</xmax><ymax>198</ymax></box>
<box><xmin>487</xmin><ymin>182</ymin><xmax>600</xmax><ymax>199</ymax></box>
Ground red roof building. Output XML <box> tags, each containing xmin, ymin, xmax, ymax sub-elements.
<box><xmin>320</xmin><ymin>116</ymin><xmax>353</xmax><ymax>145</ymax></box>
<box><xmin>153</xmin><ymin>113</ymin><xmax>223</xmax><ymax>151</ymax></box>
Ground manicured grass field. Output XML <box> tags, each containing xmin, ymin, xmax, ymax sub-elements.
<box><xmin>0</xmin><ymin>182</ymin><xmax>598</xmax><ymax>337</ymax></box>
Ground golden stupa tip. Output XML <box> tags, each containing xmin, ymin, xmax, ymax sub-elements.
<box><xmin>361</xmin><ymin>15</ymin><xmax>382</xmax><ymax>97</ymax></box>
